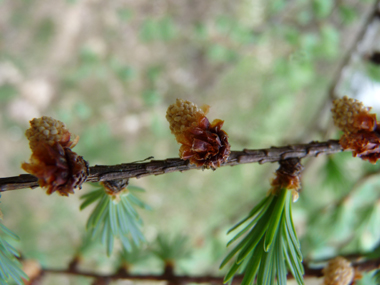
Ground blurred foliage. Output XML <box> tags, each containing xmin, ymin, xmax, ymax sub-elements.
<box><xmin>0</xmin><ymin>85</ymin><xmax>17</xmax><ymax>103</ymax></box>
<box><xmin>222</xmin><ymin>189</ymin><xmax>303</xmax><ymax>285</ymax></box>
<box><xmin>366</xmin><ymin>62</ymin><xmax>380</xmax><ymax>82</ymax></box>
<box><xmin>0</xmin><ymin>0</ymin><xmax>379</xmax><ymax>284</ymax></box>
<box><xmin>0</xmin><ymin>222</ymin><xmax>28</xmax><ymax>285</ymax></box>
<box><xmin>80</xmin><ymin>185</ymin><xmax>150</xmax><ymax>256</ymax></box>
<box><xmin>119</xmin><ymin>244</ymin><xmax>149</xmax><ymax>266</ymax></box>
<box><xmin>152</xmin><ymin>234</ymin><xmax>191</xmax><ymax>263</ymax></box>
<box><xmin>373</xmin><ymin>269</ymin><xmax>380</xmax><ymax>284</ymax></box>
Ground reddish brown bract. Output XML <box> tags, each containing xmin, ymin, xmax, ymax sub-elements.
<box><xmin>331</xmin><ymin>96</ymin><xmax>380</xmax><ymax>164</ymax></box>
<box><xmin>166</xmin><ymin>99</ymin><xmax>231</xmax><ymax>169</ymax></box>
<box><xmin>22</xmin><ymin>117</ymin><xmax>88</xmax><ymax>196</ymax></box>
<box><xmin>340</xmin><ymin>129</ymin><xmax>380</xmax><ymax>164</ymax></box>
<box><xmin>178</xmin><ymin>118</ymin><xmax>230</xmax><ymax>169</ymax></box>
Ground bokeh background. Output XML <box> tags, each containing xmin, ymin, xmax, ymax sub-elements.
<box><xmin>1</xmin><ymin>0</ymin><xmax>380</xmax><ymax>284</ymax></box>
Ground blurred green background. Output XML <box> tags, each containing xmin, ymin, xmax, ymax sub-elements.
<box><xmin>1</xmin><ymin>0</ymin><xmax>380</xmax><ymax>284</ymax></box>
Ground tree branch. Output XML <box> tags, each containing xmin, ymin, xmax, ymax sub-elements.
<box><xmin>0</xmin><ymin>140</ymin><xmax>343</xmax><ymax>192</ymax></box>
<box><xmin>39</xmin><ymin>255</ymin><xmax>380</xmax><ymax>284</ymax></box>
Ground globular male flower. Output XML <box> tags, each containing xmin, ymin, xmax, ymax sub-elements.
<box><xmin>323</xmin><ymin>257</ymin><xmax>354</xmax><ymax>285</ymax></box>
<box><xmin>22</xmin><ymin>116</ymin><xmax>88</xmax><ymax>196</ymax></box>
<box><xmin>331</xmin><ymin>96</ymin><xmax>380</xmax><ymax>163</ymax></box>
<box><xmin>166</xmin><ymin>99</ymin><xmax>230</xmax><ymax>169</ymax></box>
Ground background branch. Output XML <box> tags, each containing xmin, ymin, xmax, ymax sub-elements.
<box><xmin>38</xmin><ymin>255</ymin><xmax>380</xmax><ymax>284</ymax></box>
<box><xmin>0</xmin><ymin>140</ymin><xmax>343</xmax><ymax>192</ymax></box>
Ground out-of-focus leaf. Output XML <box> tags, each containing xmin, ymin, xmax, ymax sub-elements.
<box><xmin>270</xmin><ymin>0</ymin><xmax>286</xmax><ymax>13</ymax></box>
<box><xmin>373</xmin><ymin>269</ymin><xmax>380</xmax><ymax>284</ymax></box>
<box><xmin>300</xmin><ymin>33</ymin><xmax>319</xmax><ymax>54</ymax></box>
<box><xmin>230</xmin><ymin>26</ymin><xmax>256</xmax><ymax>45</ymax></box>
<box><xmin>312</xmin><ymin>0</ymin><xmax>333</xmax><ymax>19</ymax></box>
<box><xmin>140</xmin><ymin>19</ymin><xmax>159</xmax><ymax>42</ymax></box>
<box><xmin>109</xmin><ymin>58</ymin><xmax>135</xmax><ymax>82</ymax></box>
<box><xmin>328</xmin><ymin>199</ymin><xmax>355</xmax><ymax>242</ymax></box>
<box><xmin>207</xmin><ymin>44</ymin><xmax>237</xmax><ymax>63</ymax></box>
<box><xmin>119</xmin><ymin>244</ymin><xmax>149</xmax><ymax>265</ymax></box>
<box><xmin>215</xmin><ymin>15</ymin><xmax>233</xmax><ymax>34</ymax></box>
<box><xmin>222</xmin><ymin>189</ymin><xmax>304</xmax><ymax>285</ymax></box>
<box><xmin>366</xmin><ymin>63</ymin><xmax>380</xmax><ymax>83</ymax></box>
<box><xmin>193</xmin><ymin>22</ymin><xmax>208</xmax><ymax>39</ymax></box>
<box><xmin>317</xmin><ymin>25</ymin><xmax>340</xmax><ymax>59</ymax></box>
<box><xmin>81</xmin><ymin>185</ymin><xmax>150</xmax><ymax>255</ymax></box>
<box><xmin>146</xmin><ymin>65</ymin><xmax>163</xmax><ymax>82</ymax></box>
<box><xmin>0</xmin><ymin>85</ymin><xmax>17</xmax><ymax>102</ymax></box>
<box><xmin>74</xmin><ymin>101</ymin><xmax>92</xmax><ymax>120</ymax></box>
<box><xmin>339</xmin><ymin>5</ymin><xmax>358</xmax><ymax>24</ymax></box>
<box><xmin>0</xmin><ymin>222</ymin><xmax>28</xmax><ymax>285</ymax></box>
<box><xmin>117</xmin><ymin>8</ymin><xmax>132</xmax><ymax>22</ymax></box>
<box><xmin>142</xmin><ymin>89</ymin><xmax>161</xmax><ymax>106</ymax></box>
<box><xmin>322</xmin><ymin>156</ymin><xmax>351</xmax><ymax>193</ymax></box>
<box><xmin>139</xmin><ymin>17</ymin><xmax>177</xmax><ymax>42</ymax></box>
<box><xmin>296</xmin><ymin>10</ymin><xmax>313</xmax><ymax>25</ymax></box>
<box><xmin>34</xmin><ymin>18</ymin><xmax>55</xmax><ymax>43</ymax></box>
<box><xmin>357</xmin><ymin>203</ymin><xmax>380</xmax><ymax>251</ymax></box>
<box><xmin>284</xmin><ymin>27</ymin><xmax>300</xmax><ymax>46</ymax></box>
<box><xmin>356</xmin><ymin>272</ymin><xmax>377</xmax><ymax>285</ymax></box>
<box><xmin>152</xmin><ymin>234</ymin><xmax>191</xmax><ymax>262</ymax></box>
<box><xmin>79</xmin><ymin>47</ymin><xmax>100</xmax><ymax>64</ymax></box>
<box><xmin>159</xmin><ymin>17</ymin><xmax>177</xmax><ymax>41</ymax></box>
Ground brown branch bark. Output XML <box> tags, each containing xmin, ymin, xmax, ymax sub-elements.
<box><xmin>41</xmin><ymin>267</ymin><xmax>319</xmax><ymax>284</ymax></box>
<box><xmin>0</xmin><ymin>140</ymin><xmax>344</xmax><ymax>192</ymax></box>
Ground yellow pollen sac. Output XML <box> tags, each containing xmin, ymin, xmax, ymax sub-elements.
<box><xmin>166</xmin><ymin>99</ymin><xmax>208</xmax><ymax>135</ymax></box>
<box><xmin>331</xmin><ymin>96</ymin><xmax>371</xmax><ymax>134</ymax></box>
<box><xmin>25</xmin><ymin>116</ymin><xmax>76</xmax><ymax>149</ymax></box>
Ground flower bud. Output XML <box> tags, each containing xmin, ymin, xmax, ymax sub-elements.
<box><xmin>323</xmin><ymin>257</ymin><xmax>354</xmax><ymax>285</ymax></box>
<box><xmin>166</xmin><ymin>99</ymin><xmax>230</xmax><ymax>169</ymax></box>
<box><xmin>22</xmin><ymin>116</ymin><xmax>88</xmax><ymax>196</ymax></box>
<box><xmin>331</xmin><ymin>96</ymin><xmax>375</xmax><ymax>134</ymax></box>
<box><xmin>331</xmin><ymin>96</ymin><xmax>380</xmax><ymax>163</ymax></box>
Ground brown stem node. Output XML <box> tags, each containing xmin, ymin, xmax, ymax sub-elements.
<box><xmin>270</xmin><ymin>158</ymin><xmax>304</xmax><ymax>201</ymax></box>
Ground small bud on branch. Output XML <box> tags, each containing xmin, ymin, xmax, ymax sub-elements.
<box><xmin>323</xmin><ymin>257</ymin><xmax>356</xmax><ymax>285</ymax></box>
<box><xmin>21</xmin><ymin>116</ymin><xmax>88</xmax><ymax>196</ymax></box>
<box><xmin>270</xmin><ymin>158</ymin><xmax>304</xmax><ymax>201</ymax></box>
<box><xmin>166</xmin><ymin>99</ymin><xmax>231</xmax><ymax>169</ymax></box>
